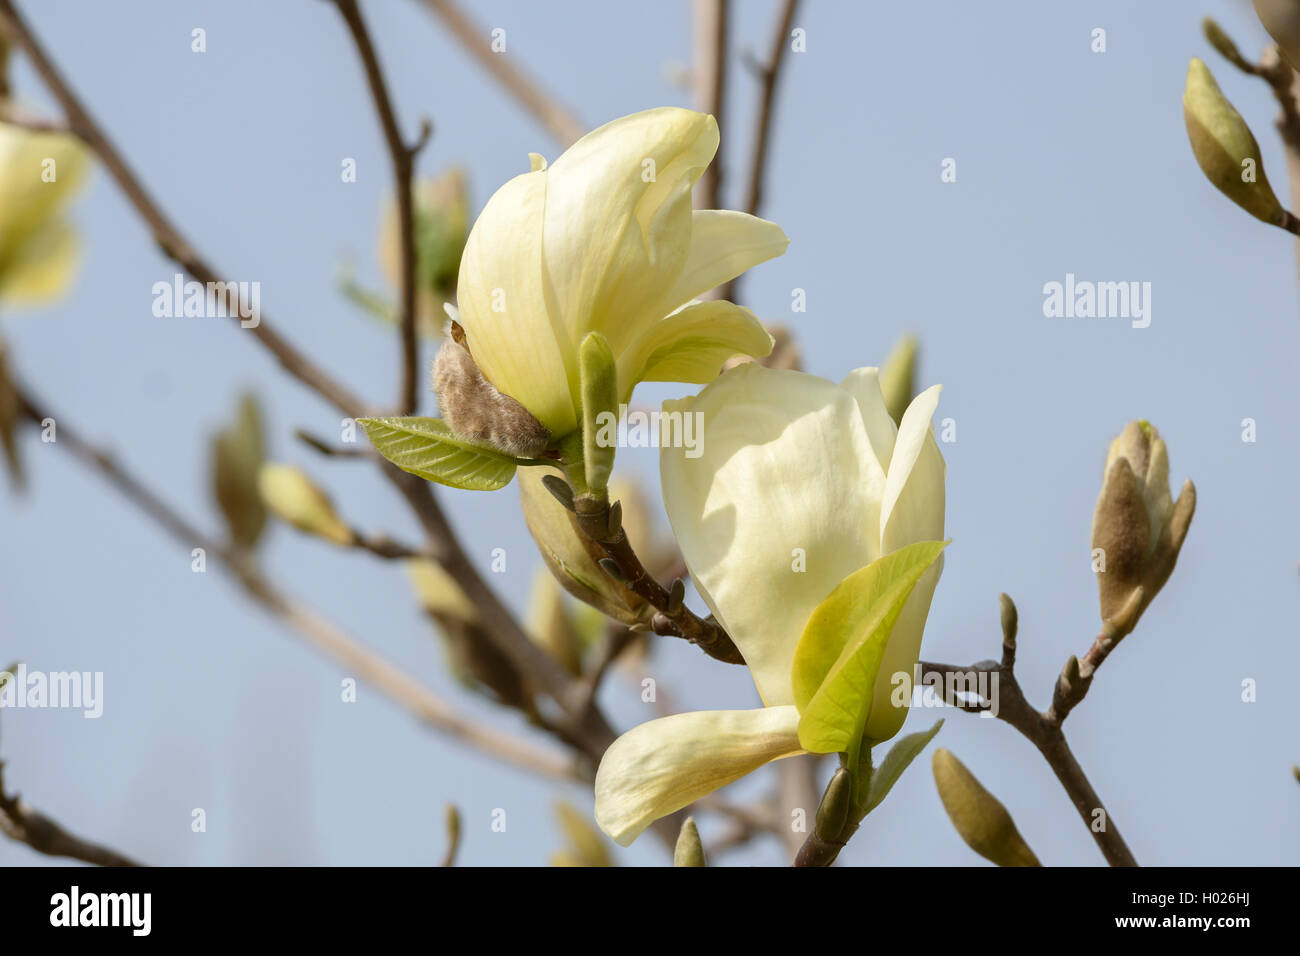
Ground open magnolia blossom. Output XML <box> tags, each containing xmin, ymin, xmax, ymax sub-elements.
<box><xmin>0</xmin><ymin>121</ymin><xmax>88</xmax><ymax>306</ymax></box>
<box><xmin>594</xmin><ymin>363</ymin><xmax>946</xmax><ymax>846</ymax></box>
<box><xmin>454</xmin><ymin>106</ymin><xmax>788</xmax><ymax>439</ymax></box>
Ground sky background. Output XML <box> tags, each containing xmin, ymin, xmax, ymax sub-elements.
<box><xmin>2</xmin><ymin>0</ymin><xmax>1298</xmax><ymax>867</ymax></box>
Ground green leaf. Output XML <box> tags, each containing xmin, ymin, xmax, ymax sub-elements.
<box><xmin>862</xmin><ymin>718</ymin><xmax>943</xmax><ymax>815</ymax></box>
<box><xmin>359</xmin><ymin>416</ymin><xmax>523</xmax><ymax>491</ymax></box>
<box><xmin>792</xmin><ymin>540</ymin><xmax>947</xmax><ymax>754</ymax></box>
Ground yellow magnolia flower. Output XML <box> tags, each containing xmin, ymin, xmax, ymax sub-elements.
<box><xmin>0</xmin><ymin>121</ymin><xmax>88</xmax><ymax>306</ymax></box>
<box><xmin>594</xmin><ymin>363</ymin><xmax>946</xmax><ymax>846</ymax></box>
<box><xmin>454</xmin><ymin>107</ymin><xmax>788</xmax><ymax>438</ymax></box>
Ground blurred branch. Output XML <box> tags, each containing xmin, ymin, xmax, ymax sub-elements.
<box><xmin>917</xmin><ymin>594</ymin><xmax>1138</xmax><ymax>867</ymax></box>
<box><xmin>720</xmin><ymin>0</ymin><xmax>799</xmax><ymax>302</ymax></box>
<box><xmin>295</xmin><ymin>428</ymin><xmax>371</xmax><ymax>458</ymax></box>
<box><xmin>0</xmin><ymin>100</ymin><xmax>66</xmax><ymax>133</ymax></box>
<box><xmin>692</xmin><ymin>0</ymin><xmax>728</xmax><ymax>212</ymax></box>
<box><xmin>333</xmin><ymin>0</ymin><xmax>431</xmax><ymax>415</ymax></box>
<box><xmin>0</xmin><ymin>0</ymin><xmax>374</xmax><ymax>417</ymax></box>
<box><xmin>0</xmin><ymin>0</ymin><xmax>618</xmax><ymax>767</ymax></box>
<box><xmin>741</xmin><ymin>0</ymin><xmax>799</xmax><ymax>218</ymax></box>
<box><xmin>0</xmin><ymin>763</ymin><xmax>140</xmax><ymax>866</ymax></box>
<box><xmin>414</xmin><ymin>0</ymin><xmax>584</xmax><ymax>147</ymax></box>
<box><xmin>14</xmin><ymin>386</ymin><xmax>577</xmax><ymax>786</ymax></box>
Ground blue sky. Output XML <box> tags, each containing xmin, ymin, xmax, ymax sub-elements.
<box><xmin>2</xmin><ymin>0</ymin><xmax>1297</xmax><ymax>866</ymax></box>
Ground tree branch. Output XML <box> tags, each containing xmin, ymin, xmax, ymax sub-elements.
<box><xmin>0</xmin><ymin>0</ymin><xmax>615</xmax><ymax>766</ymax></box>
<box><xmin>414</xmin><ymin>0</ymin><xmax>584</xmax><ymax>148</ymax></box>
<box><xmin>15</xmin><ymin>387</ymin><xmax>577</xmax><ymax>786</ymax></box>
<box><xmin>917</xmin><ymin>594</ymin><xmax>1139</xmax><ymax>867</ymax></box>
<box><xmin>0</xmin><ymin>763</ymin><xmax>140</xmax><ymax>866</ymax></box>
<box><xmin>692</xmin><ymin>0</ymin><xmax>728</xmax><ymax>212</ymax></box>
<box><xmin>333</xmin><ymin>0</ymin><xmax>431</xmax><ymax>415</ymax></box>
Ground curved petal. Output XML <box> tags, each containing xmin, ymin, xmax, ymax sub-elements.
<box><xmin>868</xmin><ymin>385</ymin><xmax>945</xmax><ymax>742</ymax></box>
<box><xmin>660</xmin><ymin>364</ymin><xmax>881</xmax><ymax>706</ymax></box>
<box><xmin>594</xmin><ymin>705</ymin><xmax>802</xmax><ymax>846</ymax></box>
<box><xmin>655</xmin><ymin>209</ymin><xmax>788</xmax><ymax>314</ymax></box>
<box><xmin>616</xmin><ymin>299</ymin><xmax>773</xmax><ymax>400</ymax></box>
<box><xmin>880</xmin><ymin>385</ymin><xmax>945</xmax><ymax>550</ymax></box>
<box><xmin>456</xmin><ymin>169</ymin><xmax>576</xmax><ymax>435</ymax></box>
<box><xmin>542</xmin><ymin>108</ymin><xmax>718</xmax><ymax>356</ymax></box>
<box><xmin>840</xmin><ymin>366</ymin><xmax>897</xmax><ymax>476</ymax></box>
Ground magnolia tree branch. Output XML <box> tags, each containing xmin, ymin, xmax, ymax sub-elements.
<box><xmin>0</xmin><ymin>0</ymin><xmax>374</xmax><ymax>417</ymax></box>
<box><xmin>742</xmin><ymin>0</ymin><xmax>800</xmax><ymax>218</ymax></box>
<box><xmin>918</xmin><ymin>594</ymin><xmax>1139</xmax><ymax>867</ymax></box>
<box><xmin>692</xmin><ymin>0</ymin><xmax>728</xmax><ymax>212</ymax></box>
<box><xmin>414</xmin><ymin>0</ymin><xmax>584</xmax><ymax>148</ymax></box>
<box><xmin>559</xmin><ymin>485</ymin><xmax>745</xmax><ymax>665</ymax></box>
<box><xmin>14</xmin><ymin>387</ymin><xmax>578</xmax><ymax>786</ymax></box>
<box><xmin>0</xmin><ymin>0</ymin><xmax>618</xmax><ymax>763</ymax></box>
<box><xmin>720</xmin><ymin>0</ymin><xmax>799</xmax><ymax>302</ymax></box>
<box><xmin>333</xmin><ymin>0</ymin><xmax>431</xmax><ymax>415</ymax></box>
<box><xmin>0</xmin><ymin>764</ymin><xmax>140</xmax><ymax>866</ymax></box>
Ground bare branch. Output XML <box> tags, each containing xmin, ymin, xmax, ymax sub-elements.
<box><xmin>0</xmin><ymin>763</ymin><xmax>140</xmax><ymax>866</ymax></box>
<box><xmin>333</xmin><ymin>0</ymin><xmax>429</xmax><ymax>415</ymax></box>
<box><xmin>0</xmin><ymin>0</ymin><xmax>374</xmax><ymax>418</ymax></box>
<box><xmin>14</xmin><ymin>386</ymin><xmax>577</xmax><ymax>786</ymax></box>
<box><xmin>692</xmin><ymin>0</ymin><xmax>728</xmax><ymax>212</ymax></box>
<box><xmin>414</xmin><ymin>0</ymin><xmax>584</xmax><ymax>148</ymax></box>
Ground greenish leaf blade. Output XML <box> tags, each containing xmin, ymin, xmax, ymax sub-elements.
<box><xmin>793</xmin><ymin>540</ymin><xmax>947</xmax><ymax>753</ymax></box>
<box><xmin>359</xmin><ymin>416</ymin><xmax>520</xmax><ymax>491</ymax></box>
<box><xmin>863</xmin><ymin>718</ymin><xmax>944</xmax><ymax>815</ymax></box>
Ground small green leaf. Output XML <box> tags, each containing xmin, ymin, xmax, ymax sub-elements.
<box><xmin>579</xmin><ymin>332</ymin><xmax>618</xmax><ymax>496</ymax></box>
<box><xmin>359</xmin><ymin>416</ymin><xmax>523</xmax><ymax>491</ymax></box>
<box><xmin>862</xmin><ymin>718</ymin><xmax>943</xmax><ymax>815</ymax></box>
<box><xmin>792</xmin><ymin>540</ymin><xmax>947</xmax><ymax>754</ymax></box>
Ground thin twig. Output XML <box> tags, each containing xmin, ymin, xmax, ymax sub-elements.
<box><xmin>333</xmin><ymin>0</ymin><xmax>431</xmax><ymax>415</ymax></box>
<box><xmin>916</xmin><ymin>594</ymin><xmax>1139</xmax><ymax>867</ymax></box>
<box><xmin>0</xmin><ymin>0</ymin><xmax>615</xmax><ymax>766</ymax></box>
<box><xmin>568</xmin><ymin>492</ymin><xmax>744</xmax><ymax>665</ymax></box>
<box><xmin>742</xmin><ymin>0</ymin><xmax>799</xmax><ymax>216</ymax></box>
<box><xmin>415</xmin><ymin>0</ymin><xmax>584</xmax><ymax>147</ymax></box>
<box><xmin>15</xmin><ymin>387</ymin><xmax>577</xmax><ymax>786</ymax></box>
<box><xmin>721</xmin><ymin>0</ymin><xmax>799</xmax><ymax>302</ymax></box>
<box><xmin>692</xmin><ymin>0</ymin><xmax>728</xmax><ymax>212</ymax></box>
<box><xmin>0</xmin><ymin>764</ymin><xmax>140</xmax><ymax>866</ymax></box>
<box><xmin>0</xmin><ymin>0</ymin><xmax>374</xmax><ymax>418</ymax></box>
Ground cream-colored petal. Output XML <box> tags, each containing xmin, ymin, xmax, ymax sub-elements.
<box><xmin>594</xmin><ymin>706</ymin><xmax>803</xmax><ymax>846</ymax></box>
<box><xmin>880</xmin><ymin>385</ymin><xmax>945</xmax><ymax>551</ymax></box>
<box><xmin>840</xmin><ymin>366</ymin><xmax>897</xmax><ymax>477</ymax></box>
<box><xmin>455</xmin><ymin>169</ymin><xmax>577</xmax><ymax>434</ymax></box>
<box><xmin>655</xmin><ymin>209</ymin><xmax>788</xmax><ymax>314</ymax></box>
<box><xmin>541</xmin><ymin>108</ymin><xmax>718</xmax><ymax>356</ymax></box>
<box><xmin>615</xmin><ymin>299</ymin><xmax>773</xmax><ymax>400</ymax></box>
<box><xmin>660</xmin><ymin>364</ymin><xmax>881</xmax><ymax>707</ymax></box>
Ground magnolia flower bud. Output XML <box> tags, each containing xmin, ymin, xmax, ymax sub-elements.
<box><xmin>1090</xmin><ymin>422</ymin><xmax>1195</xmax><ymax>632</ymax></box>
<box><xmin>552</xmin><ymin>801</ymin><xmax>612</xmax><ymax>868</ymax></box>
<box><xmin>673</xmin><ymin>817</ymin><xmax>707</xmax><ymax>867</ymax></box>
<box><xmin>1254</xmin><ymin>0</ymin><xmax>1300</xmax><ymax>71</ymax></box>
<box><xmin>932</xmin><ymin>748</ymin><xmax>1040</xmax><ymax>867</ymax></box>
<box><xmin>579</xmin><ymin>331</ymin><xmax>618</xmax><ymax>496</ymax></box>
<box><xmin>1183</xmin><ymin>58</ymin><xmax>1286</xmax><ymax>227</ymax></box>
<box><xmin>408</xmin><ymin>559</ymin><xmax>535</xmax><ymax>710</ymax></box>
<box><xmin>210</xmin><ymin>393</ymin><xmax>267</xmax><ymax>549</ymax></box>
<box><xmin>527</xmin><ymin>568</ymin><xmax>584</xmax><ymax>676</ymax></box>
<box><xmin>257</xmin><ymin>463</ymin><xmax>354</xmax><ymax>546</ymax></box>
<box><xmin>518</xmin><ymin>466</ymin><xmax>650</xmax><ymax>625</ymax></box>
<box><xmin>878</xmin><ymin>334</ymin><xmax>918</xmax><ymax>426</ymax></box>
